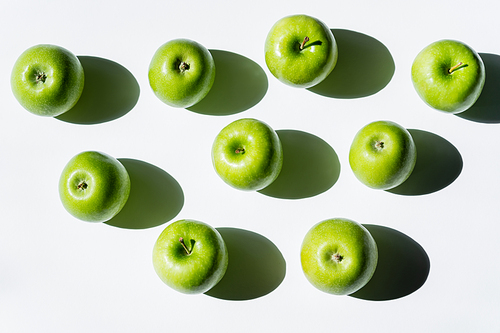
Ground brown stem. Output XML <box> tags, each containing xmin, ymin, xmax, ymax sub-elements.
<box><xmin>448</xmin><ymin>62</ymin><xmax>464</xmax><ymax>74</ymax></box>
<box><xmin>235</xmin><ymin>148</ymin><xmax>245</xmax><ymax>154</ymax></box>
<box><xmin>299</xmin><ymin>36</ymin><xmax>310</xmax><ymax>50</ymax></box>
<box><xmin>179</xmin><ymin>237</ymin><xmax>191</xmax><ymax>255</ymax></box>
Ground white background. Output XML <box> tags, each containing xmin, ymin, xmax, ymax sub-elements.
<box><xmin>1</xmin><ymin>0</ymin><xmax>500</xmax><ymax>332</ymax></box>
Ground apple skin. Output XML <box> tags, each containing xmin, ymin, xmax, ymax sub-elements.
<box><xmin>264</xmin><ymin>14</ymin><xmax>338</xmax><ymax>88</ymax></box>
<box><xmin>11</xmin><ymin>44</ymin><xmax>84</xmax><ymax>117</ymax></box>
<box><xmin>211</xmin><ymin>118</ymin><xmax>283</xmax><ymax>191</ymax></box>
<box><xmin>59</xmin><ymin>151</ymin><xmax>131</xmax><ymax>223</ymax></box>
<box><xmin>152</xmin><ymin>219</ymin><xmax>228</xmax><ymax>294</ymax></box>
<box><xmin>349</xmin><ymin>120</ymin><xmax>417</xmax><ymax>190</ymax></box>
<box><xmin>301</xmin><ymin>218</ymin><xmax>378</xmax><ymax>295</ymax></box>
<box><xmin>148</xmin><ymin>38</ymin><xmax>215</xmax><ymax>108</ymax></box>
<box><xmin>411</xmin><ymin>39</ymin><xmax>485</xmax><ymax>114</ymax></box>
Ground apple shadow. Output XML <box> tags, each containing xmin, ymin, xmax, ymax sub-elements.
<box><xmin>307</xmin><ymin>29</ymin><xmax>395</xmax><ymax>99</ymax></box>
<box><xmin>350</xmin><ymin>224</ymin><xmax>430</xmax><ymax>301</ymax></box>
<box><xmin>258</xmin><ymin>130</ymin><xmax>340</xmax><ymax>199</ymax></box>
<box><xmin>456</xmin><ymin>53</ymin><xmax>500</xmax><ymax>123</ymax></box>
<box><xmin>205</xmin><ymin>227</ymin><xmax>286</xmax><ymax>301</ymax></box>
<box><xmin>105</xmin><ymin>159</ymin><xmax>184</xmax><ymax>229</ymax></box>
<box><xmin>388</xmin><ymin>129</ymin><xmax>463</xmax><ymax>196</ymax></box>
<box><xmin>56</xmin><ymin>56</ymin><xmax>140</xmax><ymax>124</ymax></box>
<box><xmin>187</xmin><ymin>50</ymin><xmax>268</xmax><ymax>116</ymax></box>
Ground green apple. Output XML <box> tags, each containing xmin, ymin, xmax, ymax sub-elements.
<box><xmin>411</xmin><ymin>39</ymin><xmax>485</xmax><ymax>114</ymax></box>
<box><xmin>59</xmin><ymin>151</ymin><xmax>130</xmax><ymax>223</ymax></box>
<box><xmin>349</xmin><ymin>120</ymin><xmax>417</xmax><ymax>190</ymax></box>
<box><xmin>11</xmin><ymin>44</ymin><xmax>84</xmax><ymax>117</ymax></box>
<box><xmin>211</xmin><ymin>118</ymin><xmax>283</xmax><ymax>191</ymax></box>
<box><xmin>148</xmin><ymin>38</ymin><xmax>215</xmax><ymax>108</ymax></box>
<box><xmin>152</xmin><ymin>219</ymin><xmax>228</xmax><ymax>294</ymax></box>
<box><xmin>301</xmin><ymin>218</ymin><xmax>378</xmax><ymax>295</ymax></box>
<box><xmin>264</xmin><ymin>14</ymin><xmax>338</xmax><ymax>88</ymax></box>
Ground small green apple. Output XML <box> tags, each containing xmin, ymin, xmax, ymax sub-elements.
<box><xmin>211</xmin><ymin>118</ymin><xmax>283</xmax><ymax>191</ymax></box>
<box><xmin>11</xmin><ymin>44</ymin><xmax>84</xmax><ymax>117</ymax></box>
<box><xmin>411</xmin><ymin>39</ymin><xmax>485</xmax><ymax>114</ymax></box>
<box><xmin>264</xmin><ymin>14</ymin><xmax>338</xmax><ymax>88</ymax></box>
<box><xmin>300</xmin><ymin>218</ymin><xmax>378</xmax><ymax>295</ymax></box>
<box><xmin>148</xmin><ymin>38</ymin><xmax>215</xmax><ymax>108</ymax></box>
<box><xmin>59</xmin><ymin>151</ymin><xmax>130</xmax><ymax>223</ymax></box>
<box><xmin>349</xmin><ymin>120</ymin><xmax>417</xmax><ymax>190</ymax></box>
<box><xmin>152</xmin><ymin>219</ymin><xmax>228</xmax><ymax>294</ymax></box>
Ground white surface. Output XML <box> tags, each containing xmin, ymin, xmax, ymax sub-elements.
<box><xmin>1</xmin><ymin>0</ymin><xmax>500</xmax><ymax>332</ymax></box>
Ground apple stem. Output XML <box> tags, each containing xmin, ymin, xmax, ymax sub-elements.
<box><xmin>77</xmin><ymin>181</ymin><xmax>88</xmax><ymax>190</ymax></box>
<box><xmin>332</xmin><ymin>252</ymin><xmax>343</xmax><ymax>263</ymax></box>
<box><xmin>448</xmin><ymin>62</ymin><xmax>465</xmax><ymax>74</ymax></box>
<box><xmin>179</xmin><ymin>62</ymin><xmax>190</xmax><ymax>73</ymax></box>
<box><xmin>179</xmin><ymin>237</ymin><xmax>191</xmax><ymax>255</ymax></box>
<box><xmin>235</xmin><ymin>148</ymin><xmax>245</xmax><ymax>154</ymax></box>
<box><xmin>35</xmin><ymin>71</ymin><xmax>47</xmax><ymax>83</ymax></box>
<box><xmin>299</xmin><ymin>37</ymin><xmax>310</xmax><ymax>50</ymax></box>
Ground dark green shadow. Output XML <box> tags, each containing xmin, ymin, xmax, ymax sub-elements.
<box><xmin>350</xmin><ymin>224</ymin><xmax>430</xmax><ymax>301</ymax></box>
<box><xmin>259</xmin><ymin>130</ymin><xmax>340</xmax><ymax>199</ymax></box>
<box><xmin>205</xmin><ymin>227</ymin><xmax>286</xmax><ymax>301</ymax></box>
<box><xmin>457</xmin><ymin>53</ymin><xmax>500</xmax><ymax>123</ymax></box>
<box><xmin>307</xmin><ymin>29</ymin><xmax>395</xmax><ymax>99</ymax></box>
<box><xmin>56</xmin><ymin>56</ymin><xmax>140</xmax><ymax>124</ymax></box>
<box><xmin>187</xmin><ymin>50</ymin><xmax>268</xmax><ymax>115</ymax></box>
<box><xmin>388</xmin><ymin>129</ymin><xmax>462</xmax><ymax>196</ymax></box>
<box><xmin>105</xmin><ymin>159</ymin><xmax>184</xmax><ymax>229</ymax></box>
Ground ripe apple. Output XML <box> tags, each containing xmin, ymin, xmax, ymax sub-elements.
<box><xmin>148</xmin><ymin>38</ymin><xmax>215</xmax><ymax>108</ymax></box>
<box><xmin>411</xmin><ymin>39</ymin><xmax>485</xmax><ymax>114</ymax></box>
<box><xmin>301</xmin><ymin>218</ymin><xmax>378</xmax><ymax>295</ymax></box>
<box><xmin>211</xmin><ymin>118</ymin><xmax>283</xmax><ymax>191</ymax></box>
<box><xmin>349</xmin><ymin>120</ymin><xmax>417</xmax><ymax>190</ymax></box>
<box><xmin>59</xmin><ymin>151</ymin><xmax>131</xmax><ymax>223</ymax></box>
<box><xmin>264</xmin><ymin>14</ymin><xmax>338</xmax><ymax>88</ymax></box>
<box><xmin>11</xmin><ymin>44</ymin><xmax>85</xmax><ymax>117</ymax></box>
<box><xmin>152</xmin><ymin>219</ymin><xmax>228</xmax><ymax>294</ymax></box>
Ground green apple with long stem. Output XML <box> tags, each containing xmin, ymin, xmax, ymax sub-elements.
<box><xmin>148</xmin><ymin>38</ymin><xmax>215</xmax><ymax>108</ymax></box>
<box><xmin>411</xmin><ymin>39</ymin><xmax>485</xmax><ymax>114</ymax></box>
<box><xmin>349</xmin><ymin>120</ymin><xmax>417</xmax><ymax>190</ymax></box>
<box><xmin>59</xmin><ymin>151</ymin><xmax>130</xmax><ymax>223</ymax></box>
<box><xmin>264</xmin><ymin>14</ymin><xmax>338</xmax><ymax>88</ymax></box>
<box><xmin>152</xmin><ymin>219</ymin><xmax>228</xmax><ymax>294</ymax></box>
<box><xmin>211</xmin><ymin>118</ymin><xmax>283</xmax><ymax>191</ymax></box>
<box><xmin>301</xmin><ymin>218</ymin><xmax>378</xmax><ymax>295</ymax></box>
<box><xmin>11</xmin><ymin>44</ymin><xmax>84</xmax><ymax>117</ymax></box>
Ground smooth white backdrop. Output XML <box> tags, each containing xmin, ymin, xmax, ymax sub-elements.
<box><xmin>1</xmin><ymin>0</ymin><xmax>500</xmax><ymax>332</ymax></box>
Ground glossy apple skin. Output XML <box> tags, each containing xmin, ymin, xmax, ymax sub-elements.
<box><xmin>301</xmin><ymin>218</ymin><xmax>378</xmax><ymax>295</ymax></box>
<box><xmin>349</xmin><ymin>121</ymin><xmax>417</xmax><ymax>190</ymax></box>
<box><xmin>152</xmin><ymin>219</ymin><xmax>228</xmax><ymax>294</ymax></box>
<box><xmin>411</xmin><ymin>39</ymin><xmax>485</xmax><ymax>114</ymax></box>
<box><xmin>11</xmin><ymin>44</ymin><xmax>84</xmax><ymax>117</ymax></box>
<box><xmin>59</xmin><ymin>151</ymin><xmax>130</xmax><ymax>223</ymax></box>
<box><xmin>148</xmin><ymin>39</ymin><xmax>215</xmax><ymax>108</ymax></box>
<box><xmin>265</xmin><ymin>14</ymin><xmax>338</xmax><ymax>88</ymax></box>
<box><xmin>211</xmin><ymin>118</ymin><xmax>283</xmax><ymax>191</ymax></box>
